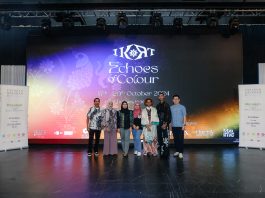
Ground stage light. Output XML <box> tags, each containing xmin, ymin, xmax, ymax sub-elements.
<box><xmin>0</xmin><ymin>14</ymin><xmax>11</xmax><ymax>31</ymax></box>
<box><xmin>117</xmin><ymin>13</ymin><xmax>128</xmax><ymax>29</ymax></box>
<box><xmin>150</xmin><ymin>13</ymin><xmax>163</xmax><ymax>28</ymax></box>
<box><xmin>62</xmin><ymin>15</ymin><xmax>74</xmax><ymax>29</ymax></box>
<box><xmin>173</xmin><ymin>18</ymin><xmax>183</xmax><ymax>32</ymax></box>
<box><xmin>229</xmin><ymin>17</ymin><xmax>240</xmax><ymax>34</ymax></box>
<box><xmin>96</xmin><ymin>17</ymin><xmax>106</xmax><ymax>30</ymax></box>
<box><xmin>41</xmin><ymin>19</ymin><xmax>51</xmax><ymax>34</ymax></box>
<box><xmin>206</xmin><ymin>15</ymin><xmax>218</xmax><ymax>28</ymax></box>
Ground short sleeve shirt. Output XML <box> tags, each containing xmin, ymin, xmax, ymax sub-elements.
<box><xmin>87</xmin><ymin>107</ymin><xmax>102</xmax><ymax>130</ymax></box>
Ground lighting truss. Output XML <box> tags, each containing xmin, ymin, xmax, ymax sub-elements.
<box><xmin>2</xmin><ymin>9</ymin><xmax>265</xmax><ymax>27</ymax></box>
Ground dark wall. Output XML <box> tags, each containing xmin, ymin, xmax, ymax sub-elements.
<box><xmin>0</xmin><ymin>28</ymin><xmax>29</xmax><ymax>66</ymax></box>
<box><xmin>242</xmin><ymin>26</ymin><xmax>265</xmax><ymax>84</ymax></box>
<box><xmin>0</xmin><ymin>26</ymin><xmax>264</xmax><ymax>84</ymax></box>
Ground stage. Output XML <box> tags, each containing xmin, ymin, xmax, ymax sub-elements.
<box><xmin>0</xmin><ymin>145</ymin><xmax>264</xmax><ymax>198</ymax></box>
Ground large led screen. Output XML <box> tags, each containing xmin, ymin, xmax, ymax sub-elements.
<box><xmin>27</xmin><ymin>34</ymin><xmax>242</xmax><ymax>142</ymax></box>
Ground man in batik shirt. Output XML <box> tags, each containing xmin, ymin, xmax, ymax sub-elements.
<box><xmin>87</xmin><ymin>98</ymin><xmax>102</xmax><ymax>157</ymax></box>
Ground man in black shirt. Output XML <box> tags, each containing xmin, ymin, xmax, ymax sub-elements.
<box><xmin>156</xmin><ymin>92</ymin><xmax>171</xmax><ymax>157</ymax></box>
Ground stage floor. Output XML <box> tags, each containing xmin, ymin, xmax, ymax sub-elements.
<box><xmin>0</xmin><ymin>145</ymin><xmax>264</xmax><ymax>198</ymax></box>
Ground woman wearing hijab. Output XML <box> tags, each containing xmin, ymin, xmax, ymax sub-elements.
<box><xmin>117</xmin><ymin>101</ymin><xmax>133</xmax><ymax>157</ymax></box>
<box><xmin>132</xmin><ymin>103</ymin><xmax>143</xmax><ymax>156</ymax></box>
<box><xmin>101</xmin><ymin>101</ymin><xmax>119</xmax><ymax>156</ymax></box>
<box><xmin>141</xmin><ymin>98</ymin><xmax>160</xmax><ymax>156</ymax></box>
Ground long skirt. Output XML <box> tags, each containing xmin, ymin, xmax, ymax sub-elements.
<box><xmin>103</xmin><ymin>129</ymin><xmax>118</xmax><ymax>155</ymax></box>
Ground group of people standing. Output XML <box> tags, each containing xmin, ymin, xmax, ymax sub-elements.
<box><xmin>86</xmin><ymin>92</ymin><xmax>186</xmax><ymax>159</ymax></box>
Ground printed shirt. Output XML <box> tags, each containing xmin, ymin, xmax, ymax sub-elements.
<box><xmin>101</xmin><ymin>109</ymin><xmax>118</xmax><ymax>130</ymax></box>
<box><xmin>87</xmin><ymin>107</ymin><xmax>102</xmax><ymax>130</ymax></box>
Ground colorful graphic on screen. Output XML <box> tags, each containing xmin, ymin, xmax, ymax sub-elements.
<box><xmin>27</xmin><ymin>34</ymin><xmax>242</xmax><ymax>141</ymax></box>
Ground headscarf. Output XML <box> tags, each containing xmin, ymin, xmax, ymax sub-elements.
<box><xmin>133</xmin><ymin>102</ymin><xmax>141</xmax><ymax>118</ymax></box>
<box><xmin>105</xmin><ymin>101</ymin><xmax>113</xmax><ymax>122</ymax></box>
<box><xmin>120</xmin><ymin>101</ymin><xmax>129</xmax><ymax>114</ymax></box>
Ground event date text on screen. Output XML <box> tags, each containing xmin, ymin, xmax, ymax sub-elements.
<box><xmin>112</xmin><ymin>91</ymin><xmax>170</xmax><ymax>97</ymax></box>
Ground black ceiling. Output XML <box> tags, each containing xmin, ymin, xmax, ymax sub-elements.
<box><xmin>1</xmin><ymin>0</ymin><xmax>265</xmax><ymax>10</ymax></box>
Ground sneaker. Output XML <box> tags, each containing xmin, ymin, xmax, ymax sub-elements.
<box><xmin>178</xmin><ymin>153</ymin><xmax>183</xmax><ymax>159</ymax></box>
<box><xmin>143</xmin><ymin>153</ymin><xmax>147</xmax><ymax>156</ymax></box>
<box><xmin>173</xmin><ymin>152</ymin><xmax>179</xmax><ymax>157</ymax></box>
<box><xmin>123</xmin><ymin>153</ymin><xmax>128</xmax><ymax>158</ymax></box>
<box><xmin>134</xmin><ymin>151</ymin><xmax>138</xmax><ymax>155</ymax></box>
<box><xmin>94</xmin><ymin>152</ymin><xmax>99</xmax><ymax>156</ymax></box>
<box><xmin>87</xmin><ymin>153</ymin><xmax>92</xmax><ymax>157</ymax></box>
<box><xmin>137</xmin><ymin>152</ymin><xmax>141</xmax><ymax>156</ymax></box>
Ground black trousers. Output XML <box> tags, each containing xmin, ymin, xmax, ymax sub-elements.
<box><xmin>88</xmin><ymin>129</ymin><xmax>101</xmax><ymax>153</ymax></box>
<box><xmin>172</xmin><ymin>127</ymin><xmax>184</xmax><ymax>153</ymax></box>
<box><xmin>157</xmin><ymin>125</ymin><xmax>168</xmax><ymax>147</ymax></box>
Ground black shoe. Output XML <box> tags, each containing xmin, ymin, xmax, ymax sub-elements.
<box><xmin>111</xmin><ymin>154</ymin><xmax>118</xmax><ymax>158</ymax></box>
<box><xmin>94</xmin><ymin>152</ymin><xmax>99</xmax><ymax>156</ymax></box>
<box><xmin>87</xmin><ymin>153</ymin><xmax>92</xmax><ymax>157</ymax></box>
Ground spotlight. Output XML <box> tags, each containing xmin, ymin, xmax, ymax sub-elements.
<box><xmin>229</xmin><ymin>17</ymin><xmax>240</xmax><ymax>34</ymax></box>
<box><xmin>173</xmin><ymin>18</ymin><xmax>183</xmax><ymax>32</ymax></box>
<box><xmin>117</xmin><ymin>13</ymin><xmax>128</xmax><ymax>29</ymax></box>
<box><xmin>150</xmin><ymin>13</ymin><xmax>163</xmax><ymax>28</ymax></box>
<box><xmin>0</xmin><ymin>14</ymin><xmax>11</xmax><ymax>31</ymax></box>
<box><xmin>62</xmin><ymin>15</ymin><xmax>74</xmax><ymax>29</ymax></box>
<box><xmin>96</xmin><ymin>17</ymin><xmax>106</xmax><ymax>30</ymax></box>
<box><xmin>206</xmin><ymin>14</ymin><xmax>218</xmax><ymax>28</ymax></box>
<box><xmin>41</xmin><ymin>19</ymin><xmax>51</xmax><ymax>34</ymax></box>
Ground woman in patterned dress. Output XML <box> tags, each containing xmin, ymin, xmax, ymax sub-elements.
<box><xmin>101</xmin><ymin>101</ymin><xmax>119</xmax><ymax>156</ymax></box>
